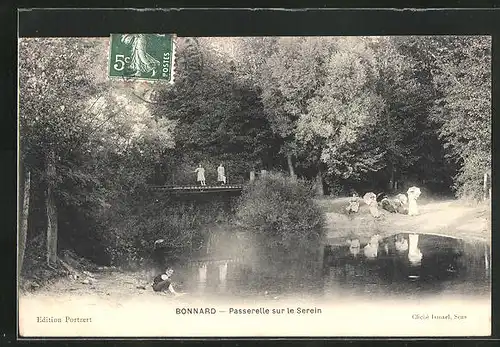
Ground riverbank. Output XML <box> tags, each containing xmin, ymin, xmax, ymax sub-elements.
<box><xmin>18</xmin><ymin>195</ymin><xmax>492</xmax><ymax>337</ymax></box>
<box><xmin>19</xmin><ymin>267</ymin><xmax>490</xmax><ymax>337</ymax></box>
<box><xmin>315</xmin><ymin>197</ymin><xmax>491</xmax><ymax>246</ymax></box>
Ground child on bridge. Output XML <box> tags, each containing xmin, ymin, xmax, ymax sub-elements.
<box><xmin>217</xmin><ymin>164</ymin><xmax>226</xmax><ymax>185</ymax></box>
<box><xmin>194</xmin><ymin>164</ymin><xmax>206</xmax><ymax>186</ymax></box>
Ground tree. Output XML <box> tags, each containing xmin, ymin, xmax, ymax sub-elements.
<box><xmin>368</xmin><ymin>37</ymin><xmax>441</xmax><ymax>191</ymax></box>
<box><xmin>247</xmin><ymin>38</ymin><xmax>334</xmax><ymax>180</ymax></box>
<box><xmin>395</xmin><ymin>36</ymin><xmax>491</xmax><ymax>199</ymax></box>
<box><xmin>18</xmin><ymin>170</ymin><xmax>31</xmax><ymax>275</ymax></box>
<box><xmin>295</xmin><ymin>37</ymin><xmax>386</xmax><ymax>190</ymax></box>
<box><xmin>153</xmin><ymin>37</ymin><xmax>278</xmax><ymax>185</ymax></box>
<box><xmin>19</xmin><ymin>37</ymin><xmax>108</xmax><ymax>266</ymax></box>
<box><xmin>19</xmin><ymin>37</ymin><xmax>178</xmax><ymax>268</ymax></box>
<box><xmin>430</xmin><ymin>37</ymin><xmax>491</xmax><ymax>199</ymax></box>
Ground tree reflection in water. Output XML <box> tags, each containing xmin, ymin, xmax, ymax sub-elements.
<box><xmin>175</xmin><ymin>233</ymin><xmax>489</xmax><ymax>300</ymax></box>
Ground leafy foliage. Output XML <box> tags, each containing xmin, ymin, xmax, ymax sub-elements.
<box><xmin>153</xmin><ymin>38</ymin><xmax>279</xmax><ymax>183</ymax></box>
<box><xmin>19</xmin><ymin>35</ymin><xmax>491</xmax><ymax>278</ymax></box>
<box><xmin>19</xmin><ymin>38</ymin><xmax>178</xmax><ymax>266</ymax></box>
<box><xmin>236</xmin><ymin>173</ymin><xmax>325</xmax><ymax>264</ymax></box>
<box><xmin>297</xmin><ymin>38</ymin><xmax>386</xmax><ymax>180</ymax></box>
<box><xmin>395</xmin><ymin>36</ymin><xmax>491</xmax><ymax>198</ymax></box>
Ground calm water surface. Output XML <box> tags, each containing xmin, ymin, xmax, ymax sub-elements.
<box><xmin>177</xmin><ymin>233</ymin><xmax>490</xmax><ymax>300</ymax></box>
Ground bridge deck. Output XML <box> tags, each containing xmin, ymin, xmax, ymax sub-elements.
<box><xmin>150</xmin><ymin>185</ymin><xmax>243</xmax><ymax>193</ymax></box>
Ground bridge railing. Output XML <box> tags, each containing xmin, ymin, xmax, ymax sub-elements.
<box><xmin>152</xmin><ymin>169</ymin><xmax>268</xmax><ymax>189</ymax></box>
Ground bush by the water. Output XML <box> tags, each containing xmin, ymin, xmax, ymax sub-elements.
<box><xmin>235</xmin><ymin>173</ymin><xmax>326</xmax><ymax>276</ymax></box>
<box><xmin>98</xmin><ymin>193</ymin><xmax>235</xmax><ymax>269</ymax></box>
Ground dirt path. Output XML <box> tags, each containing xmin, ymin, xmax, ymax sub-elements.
<box><xmin>319</xmin><ymin>198</ymin><xmax>490</xmax><ymax>245</ymax></box>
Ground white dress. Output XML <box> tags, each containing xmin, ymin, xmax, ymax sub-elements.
<box><xmin>408</xmin><ymin>234</ymin><xmax>423</xmax><ymax>265</ymax></box>
<box><xmin>407</xmin><ymin>187</ymin><xmax>421</xmax><ymax>216</ymax></box>
<box><xmin>408</xmin><ymin>198</ymin><xmax>418</xmax><ymax>216</ymax></box>
<box><xmin>195</xmin><ymin>167</ymin><xmax>205</xmax><ymax>182</ymax></box>
<box><xmin>217</xmin><ymin>166</ymin><xmax>225</xmax><ymax>182</ymax></box>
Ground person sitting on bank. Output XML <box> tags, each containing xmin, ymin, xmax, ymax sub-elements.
<box><xmin>380</xmin><ymin>197</ymin><xmax>397</xmax><ymax>213</ymax></box>
<box><xmin>393</xmin><ymin>195</ymin><xmax>408</xmax><ymax>214</ymax></box>
<box><xmin>152</xmin><ymin>267</ymin><xmax>183</xmax><ymax>296</ymax></box>
<box><xmin>346</xmin><ymin>192</ymin><xmax>360</xmax><ymax>214</ymax></box>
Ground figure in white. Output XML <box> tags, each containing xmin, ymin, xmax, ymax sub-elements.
<box><xmin>347</xmin><ymin>238</ymin><xmax>361</xmax><ymax>257</ymax></box>
<box><xmin>395</xmin><ymin>234</ymin><xmax>409</xmax><ymax>253</ymax></box>
<box><xmin>198</xmin><ymin>263</ymin><xmax>207</xmax><ymax>292</ymax></box>
<box><xmin>218</xmin><ymin>262</ymin><xmax>228</xmax><ymax>292</ymax></box>
<box><xmin>194</xmin><ymin>164</ymin><xmax>206</xmax><ymax>186</ymax></box>
<box><xmin>217</xmin><ymin>164</ymin><xmax>226</xmax><ymax>185</ymax></box>
<box><xmin>121</xmin><ymin>34</ymin><xmax>161</xmax><ymax>77</ymax></box>
<box><xmin>363</xmin><ymin>192</ymin><xmax>381</xmax><ymax>218</ymax></box>
<box><xmin>408</xmin><ymin>234</ymin><xmax>423</xmax><ymax>265</ymax></box>
<box><xmin>346</xmin><ymin>193</ymin><xmax>360</xmax><ymax>214</ymax></box>
<box><xmin>407</xmin><ymin>186</ymin><xmax>421</xmax><ymax>216</ymax></box>
<box><xmin>364</xmin><ymin>234</ymin><xmax>381</xmax><ymax>259</ymax></box>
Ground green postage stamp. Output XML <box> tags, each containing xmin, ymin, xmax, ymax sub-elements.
<box><xmin>108</xmin><ymin>34</ymin><xmax>176</xmax><ymax>83</ymax></box>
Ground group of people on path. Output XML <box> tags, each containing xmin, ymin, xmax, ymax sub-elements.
<box><xmin>194</xmin><ymin>164</ymin><xmax>226</xmax><ymax>186</ymax></box>
<box><xmin>346</xmin><ymin>186</ymin><xmax>422</xmax><ymax>218</ymax></box>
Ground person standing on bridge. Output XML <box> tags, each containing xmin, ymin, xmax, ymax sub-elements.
<box><xmin>194</xmin><ymin>164</ymin><xmax>206</xmax><ymax>186</ymax></box>
<box><xmin>217</xmin><ymin>164</ymin><xmax>226</xmax><ymax>185</ymax></box>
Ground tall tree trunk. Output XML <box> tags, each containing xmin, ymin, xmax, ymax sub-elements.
<box><xmin>317</xmin><ymin>244</ymin><xmax>325</xmax><ymax>276</ymax></box>
<box><xmin>46</xmin><ymin>150</ymin><xmax>58</xmax><ymax>265</ymax></box>
<box><xmin>483</xmin><ymin>172</ymin><xmax>488</xmax><ymax>201</ymax></box>
<box><xmin>388</xmin><ymin>162</ymin><xmax>395</xmax><ymax>191</ymax></box>
<box><xmin>18</xmin><ymin>170</ymin><xmax>31</xmax><ymax>276</ymax></box>
<box><xmin>286</xmin><ymin>153</ymin><xmax>296</xmax><ymax>180</ymax></box>
<box><xmin>315</xmin><ymin>165</ymin><xmax>324</xmax><ymax>196</ymax></box>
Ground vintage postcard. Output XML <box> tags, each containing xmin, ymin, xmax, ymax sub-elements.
<box><xmin>18</xmin><ymin>30</ymin><xmax>491</xmax><ymax>337</ymax></box>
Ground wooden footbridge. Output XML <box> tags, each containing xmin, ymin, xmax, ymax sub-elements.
<box><xmin>149</xmin><ymin>184</ymin><xmax>244</xmax><ymax>195</ymax></box>
<box><xmin>149</xmin><ymin>169</ymin><xmax>269</xmax><ymax>196</ymax></box>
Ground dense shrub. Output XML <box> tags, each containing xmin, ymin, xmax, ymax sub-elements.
<box><xmin>235</xmin><ymin>173</ymin><xmax>326</xmax><ymax>276</ymax></box>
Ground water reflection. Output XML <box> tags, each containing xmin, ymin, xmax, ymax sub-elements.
<box><xmin>178</xmin><ymin>233</ymin><xmax>490</xmax><ymax>299</ymax></box>
<box><xmin>325</xmin><ymin>233</ymin><xmax>490</xmax><ymax>297</ymax></box>
<box><xmin>408</xmin><ymin>234</ymin><xmax>423</xmax><ymax>266</ymax></box>
<box><xmin>363</xmin><ymin>234</ymin><xmax>381</xmax><ymax>259</ymax></box>
<box><xmin>395</xmin><ymin>234</ymin><xmax>408</xmax><ymax>253</ymax></box>
<box><xmin>347</xmin><ymin>239</ymin><xmax>361</xmax><ymax>257</ymax></box>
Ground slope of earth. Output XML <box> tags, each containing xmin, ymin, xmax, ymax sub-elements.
<box><xmin>316</xmin><ymin>197</ymin><xmax>491</xmax><ymax>246</ymax></box>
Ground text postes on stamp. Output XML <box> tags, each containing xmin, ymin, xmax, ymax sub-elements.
<box><xmin>108</xmin><ymin>34</ymin><xmax>175</xmax><ymax>83</ymax></box>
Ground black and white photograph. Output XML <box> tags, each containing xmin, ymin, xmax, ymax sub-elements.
<box><xmin>17</xmin><ymin>18</ymin><xmax>492</xmax><ymax>337</ymax></box>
